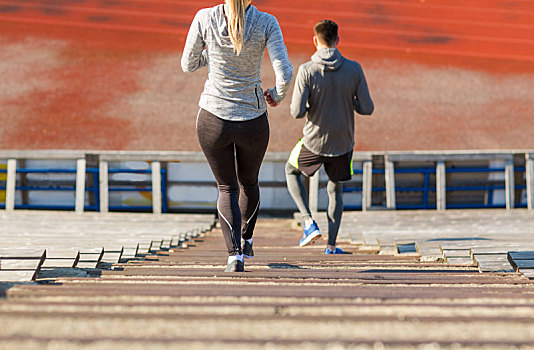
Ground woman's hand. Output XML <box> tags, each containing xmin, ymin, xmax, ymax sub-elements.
<box><xmin>264</xmin><ymin>90</ymin><xmax>279</xmax><ymax>107</ymax></box>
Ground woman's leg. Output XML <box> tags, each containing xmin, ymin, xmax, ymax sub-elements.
<box><xmin>235</xmin><ymin>114</ymin><xmax>270</xmax><ymax>240</ymax></box>
<box><xmin>196</xmin><ymin>109</ymin><xmax>242</xmax><ymax>256</ymax></box>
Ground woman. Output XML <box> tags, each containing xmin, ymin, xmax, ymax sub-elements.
<box><xmin>181</xmin><ymin>0</ymin><xmax>293</xmax><ymax>272</ymax></box>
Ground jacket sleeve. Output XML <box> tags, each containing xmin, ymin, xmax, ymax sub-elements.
<box><xmin>353</xmin><ymin>65</ymin><xmax>374</xmax><ymax>115</ymax></box>
<box><xmin>265</xmin><ymin>16</ymin><xmax>294</xmax><ymax>104</ymax></box>
<box><xmin>181</xmin><ymin>11</ymin><xmax>208</xmax><ymax>73</ymax></box>
<box><xmin>290</xmin><ymin>64</ymin><xmax>309</xmax><ymax>119</ymax></box>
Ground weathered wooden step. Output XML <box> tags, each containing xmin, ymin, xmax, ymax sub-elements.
<box><xmin>0</xmin><ymin>315</ymin><xmax>533</xmax><ymax>344</ymax></box>
<box><xmin>1</xmin><ymin>301</ymin><xmax>533</xmax><ymax>319</ymax></box>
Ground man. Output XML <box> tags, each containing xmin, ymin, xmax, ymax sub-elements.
<box><xmin>282</xmin><ymin>19</ymin><xmax>374</xmax><ymax>253</ymax></box>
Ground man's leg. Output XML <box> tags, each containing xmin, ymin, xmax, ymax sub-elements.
<box><xmin>285</xmin><ymin>162</ymin><xmax>312</xmax><ymax>225</ymax></box>
<box><xmin>323</xmin><ymin>150</ymin><xmax>352</xmax><ymax>253</ymax></box>
<box><xmin>326</xmin><ymin>180</ymin><xmax>344</xmax><ymax>250</ymax></box>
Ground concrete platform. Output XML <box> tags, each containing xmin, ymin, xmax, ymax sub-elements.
<box><xmin>313</xmin><ymin>209</ymin><xmax>534</xmax><ymax>275</ymax></box>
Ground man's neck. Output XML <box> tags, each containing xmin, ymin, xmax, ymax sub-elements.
<box><xmin>316</xmin><ymin>44</ymin><xmax>336</xmax><ymax>51</ymax></box>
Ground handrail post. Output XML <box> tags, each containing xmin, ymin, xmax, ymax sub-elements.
<box><xmin>75</xmin><ymin>158</ymin><xmax>86</xmax><ymax>213</ymax></box>
<box><xmin>526</xmin><ymin>153</ymin><xmax>534</xmax><ymax>210</ymax></box>
<box><xmin>99</xmin><ymin>160</ymin><xmax>109</xmax><ymax>213</ymax></box>
<box><xmin>309</xmin><ymin>172</ymin><xmax>320</xmax><ymax>215</ymax></box>
<box><xmin>151</xmin><ymin>161</ymin><xmax>162</xmax><ymax>214</ymax></box>
<box><xmin>362</xmin><ymin>160</ymin><xmax>373</xmax><ymax>211</ymax></box>
<box><xmin>436</xmin><ymin>161</ymin><xmax>446</xmax><ymax>211</ymax></box>
<box><xmin>505</xmin><ymin>159</ymin><xmax>515</xmax><ymax>210</ymax></box>
<box><xmin>5</xmin><ymin>159</ymin><xmax>17</xmax><ymax>212</ymax></box>
<box><xmin>385</xmin><ymin>155</ymin><xmax>396</xmax><ymax>210</ymax></box>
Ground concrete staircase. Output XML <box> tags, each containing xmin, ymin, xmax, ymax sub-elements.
<box><xmin>0</xmin><ymin>211</ymin><xmax>215</xmax><ymax>282</ymax></box>
<box><xmin>0</xmin><ymin>218</ymin><xmax>533</xmax><ymax>348</ymax></box>
<box><xmin>313</xmin><ymin>209</ymin><xmax>534</xmax><ymax>276</ymax></box>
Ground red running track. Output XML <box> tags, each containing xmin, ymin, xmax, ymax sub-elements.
<box><xmin>1</xmin><ymin>0</ymin><xmax>533</xmax><ymax>63</ymax></box>
<box><xmin>0</xmin><ymin>0</ymin><xmax>533</xmax><ymax>151</ymax></box>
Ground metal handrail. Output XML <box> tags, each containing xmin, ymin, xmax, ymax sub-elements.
<box><xmin>1</xmin><ymin>150</ymin><xmax>534</xmax><ymax>213</ymax></box>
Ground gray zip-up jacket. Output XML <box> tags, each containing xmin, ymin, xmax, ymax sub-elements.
<box><xmin>181</xmin><ymin>4</ymin><xmax>293</xmax><ymax>121</ymax></box>
<box><xmin>290</xmin><ymin>48</ymin><xmax>374</xmax><ymax>156</ymax></box>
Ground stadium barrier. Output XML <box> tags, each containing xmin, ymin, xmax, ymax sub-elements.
<box><xmin>0</xmin><ymin>150</ymin><xmax>533</xmax><ymax>213</ymax></box>
<box><xmin>383</xmin><ymin>151</ymin><xmax>522</xmax><ymax>211</ymax></box>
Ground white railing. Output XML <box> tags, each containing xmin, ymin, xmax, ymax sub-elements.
<box><xmin>1</xmin><ymin>149</ymin><xmax>533</xmax><ymax>213</ymax></box>
<box><xmin>384</xmin><ymin>150</ymin><xmax>522</xmax><ymax>211</ymax></box>
<box><xmin>1</xmin><ymin>150</ymin><xmax>209</xmax><ymax>214</ymax></box>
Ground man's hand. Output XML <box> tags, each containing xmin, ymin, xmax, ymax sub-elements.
<box><xmin>264</xmin><ymin>90</ymin><xmax>279</xmax><ymax>107</ymax></box>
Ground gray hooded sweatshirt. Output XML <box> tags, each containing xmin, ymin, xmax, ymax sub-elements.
<box><xmin>181</xmin><ymin>4</ymin><xmax>293</xmax><ymax>121</ymax></box>
<box><xmin>290</xmin><ymin>48</ymin><xmax>374</xmax><ymax>157</ymax></box>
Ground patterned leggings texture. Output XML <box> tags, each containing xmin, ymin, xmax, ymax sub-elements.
<box><xmin>196</xmin><ymin>108</ymin><xmax>269</xmax><ymax>256</ymax></box>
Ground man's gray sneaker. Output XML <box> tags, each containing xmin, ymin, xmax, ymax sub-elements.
<box><xmin>225</xmin><ymin>259</ymin><xmax>245</xmax><ymax>272</ymax></box>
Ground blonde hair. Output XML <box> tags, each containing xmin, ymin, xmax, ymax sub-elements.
<box><xmin>225</xmin><ymin>0</ymin><xmax>250</xmax><ymax>55</ymax></box>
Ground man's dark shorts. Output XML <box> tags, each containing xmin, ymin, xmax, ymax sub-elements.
<box><xmin>288</xmin><ymin>139</ymin><xmax>353</xmax><ymax>183</ymax></box>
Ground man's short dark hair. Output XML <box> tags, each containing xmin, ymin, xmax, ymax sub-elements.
<box><xmin>314</xmin><ymin>20</ymin><xmax>338</xmax><ymax>47</ymax></box>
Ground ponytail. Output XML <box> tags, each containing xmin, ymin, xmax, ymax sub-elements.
<box><xmin>225</xmin><ymin>0</ymin><xmax>249</xmax><ymax>55</ymax></box>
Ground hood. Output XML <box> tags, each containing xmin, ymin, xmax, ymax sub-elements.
<box><xmin>311</xmin><ymin>48</ymin><xmax>345</xmax><ymax>72</ymax></box>
<box><xmin>208</xmin><ymin>4</ymin><xmax>260</xmax><ymax>49</ymax></box>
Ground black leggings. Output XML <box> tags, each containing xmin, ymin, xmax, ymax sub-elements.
<box><xmin>196</xmin><ymin>108</ymin><xmax>269</xmax><ymax>256</ymax></box>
